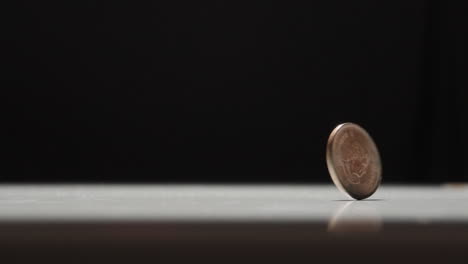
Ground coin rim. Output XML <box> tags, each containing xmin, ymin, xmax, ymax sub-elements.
<box><xmin>326</xmin><ymin>123</ymin><xmax>382</xmax><ymax>200</ymax></box>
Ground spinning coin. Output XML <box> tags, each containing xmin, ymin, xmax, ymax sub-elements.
<box><xmin>326</xmin><ymin>123</ymin><xmax>382</xmax><ymax>200</ymax></box>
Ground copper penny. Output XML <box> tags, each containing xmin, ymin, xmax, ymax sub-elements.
<box><xmin>326</xmin><ymin>123</ymin><xmax>382</xmax><ymax>200</ymax></box>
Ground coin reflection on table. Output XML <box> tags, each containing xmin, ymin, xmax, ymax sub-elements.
<box><xmin>328</xmin><ymin>201</ymin><xmax>382</xmax><ymax>233</ymax></box>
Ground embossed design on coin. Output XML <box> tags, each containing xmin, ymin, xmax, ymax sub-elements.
<box><xmin>326</xmin><ymin>123</ymin><xmax>382</xmax><ymax>200</ymax></box>
<box><xmin>342</xmin><ymin>141</ymin><xmax>369</xmax><ymax>184</ymax></box>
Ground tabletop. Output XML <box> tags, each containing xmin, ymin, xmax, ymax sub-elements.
<box><xmin>1</xmin><ymin>184</ymin><xmax>467</xmax><ymax>263</ymax></box>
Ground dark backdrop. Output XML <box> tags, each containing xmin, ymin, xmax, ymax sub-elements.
<box><xmin>3</xmin><ymin>1</ymin><xmax>466</xmax><ymax>182</ymax></box>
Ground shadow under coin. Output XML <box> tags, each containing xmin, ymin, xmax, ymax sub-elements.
<box><xmin>327</xmin><ymin>201</ymin><xmax>382</xmax><ymax>233</ymax></box>
<box><xmin>332</xmin><ymin>199</ymin><xmax>385</xmax><ymax>202</ymax></box>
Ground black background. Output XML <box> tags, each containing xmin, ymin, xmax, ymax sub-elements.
<box><xmin>4</xmin><ymin>1</ymin><xmax>466</xmax><ymax>182</ymax></box>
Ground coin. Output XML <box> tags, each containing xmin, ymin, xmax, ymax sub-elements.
<box><xmin>326</xmin><ymin>123</ymin><xmax>382</xmax><ymax>200</ymax></box>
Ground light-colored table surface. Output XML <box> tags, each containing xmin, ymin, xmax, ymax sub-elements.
<box><xmin>1</xmin><ymin>184</ymin><xmax>468</xmax><ymax>263</ymax></box>
<box><xmin>0</xmin><ymin>184</ymin><xmax>467</xmax><ymax>223</ymax></box>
